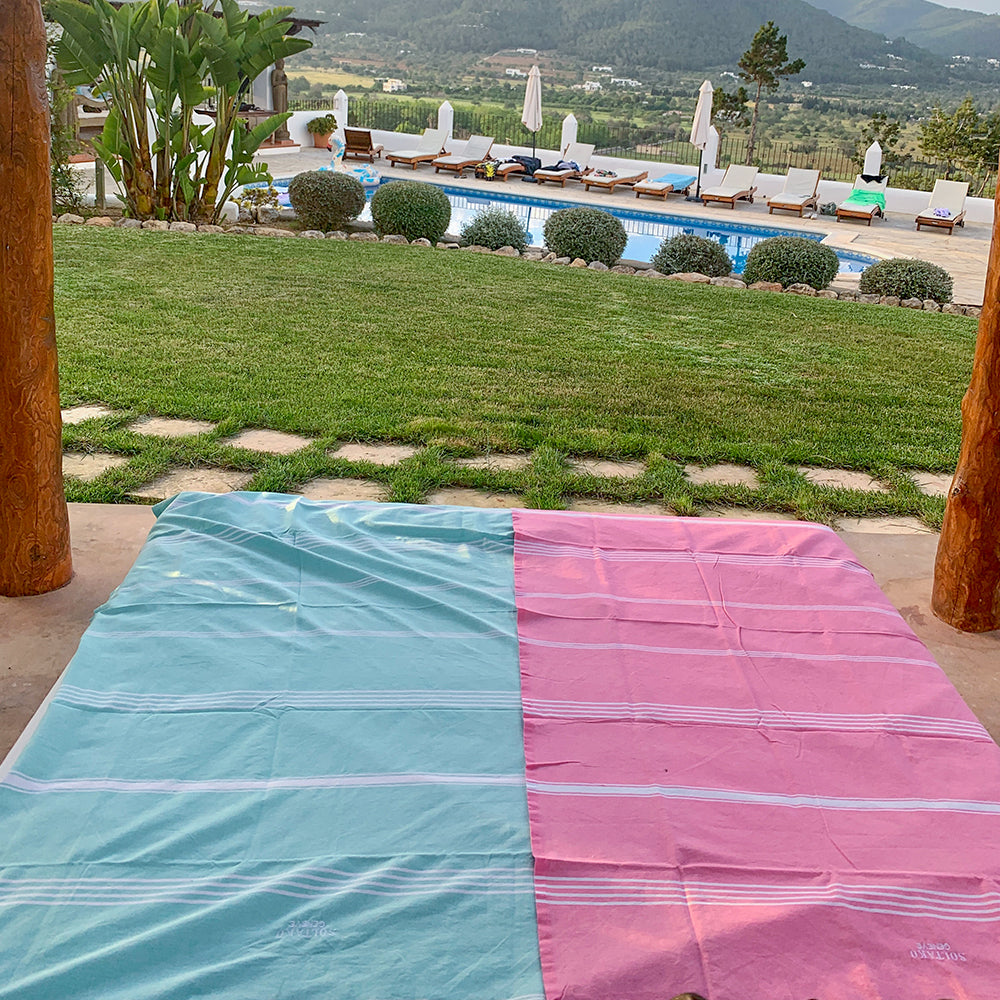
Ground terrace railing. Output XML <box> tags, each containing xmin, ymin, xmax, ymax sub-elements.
<box><xmin>288</xmin><ymin>98</ymin><xmax>987</xmax><ymax>191</ymax></box>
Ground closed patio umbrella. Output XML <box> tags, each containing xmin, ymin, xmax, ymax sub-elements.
<box><xmin>689</xmin><ymin>79</ymin><xmax>713</xmax><ymax>200</ymax></box>
<box><xmin>521</xmin><ymin>65</ymin><xmax>542</xmax><ymax>158</ymax></box>
<box><xmin>862</xmin><ymin>140</ymin><xmax>883</xmax><ymax>180</ymax></box>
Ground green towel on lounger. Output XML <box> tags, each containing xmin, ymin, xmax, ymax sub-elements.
<box><xmin>843</xmin><ymin>190</ymin><xmax>885</xmax><ymax>211</ymax></box>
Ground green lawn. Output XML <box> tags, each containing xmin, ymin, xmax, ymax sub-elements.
<box><xmin>55</xmin><ymin>227</ymin><xmax>976</xmax><ymax>522</ymax></box>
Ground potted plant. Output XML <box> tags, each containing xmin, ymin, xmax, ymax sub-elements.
<box><xmin>306</xmin><ymin>114</ymin><xmax>337</xmax><ymax>148</ymax></box>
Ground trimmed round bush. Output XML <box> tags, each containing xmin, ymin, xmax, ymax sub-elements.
<box><xmin>652</xmin><ymin>233</ymin><xmax>731</xmax><ymax>277</ymax></box>
<box><xmin>287</xmin><ymin>170</ymin><xmax>365</xmax><ymax>231</ymax></box>
<box><xmin>460</xmin><ymin>207</ymin><xmax>529</xmax><ymax>251</ymax></box>
<box><xmin>370</xmin><ymin>180</ymin><xmax>451</xmax><ymax>242</ymax></box>
<box><xmin>858</xmin><ymin>257</ymin><xmax>953</xmax><ymax>303</ymax></box>
<box><xmin>543</xmin><ymin>206</ymin><xmax>628</xmax><ymax>266</ymax></box>
<box><xmin>741</xmin><ymin>236</ymin><xmax>839</xmax><ymax>289</ymax></box>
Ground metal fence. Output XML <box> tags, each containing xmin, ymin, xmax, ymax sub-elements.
<box><xmin>289</xmin><ymin>98</ymin><xmax>986</xmax><ymax>191</ymax></box>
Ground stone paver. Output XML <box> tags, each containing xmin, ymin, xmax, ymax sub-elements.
<box><xmin>454</xmin><ymin>454</ymin><xmax>533</xmax><ymax>472</ymax></box>
<box><xmin>569</xmin><ymin>458</ymin><xmax>646</xmax><ymax>479</ymax></box>
<box><xmin>798</xmin><ymin>467</ymin><xmax>890</xmax><ymax>492</ymax></box>
<box><xmin>684</xmin><ymin>463</ymin><xmax>759</xmax><ymax>488</ymax></box>
<box><xmin>129</xmin><ymin>416</ymin><xmax>216</xmax><ymax>438</ymax></box>
<box><xmin>702</xmin><ymin>506</ymin><xmax>800</xmax><ymax>522</ymax></box>
<box><xmin>63</xmin><ymin>453</ymin><xmax>130</xmax><ymax>481</ymax></box>
<box><xmin>296</xmin><ymin>477</ymin><xmax>385</xmax><ymax>502</ymax></box>
<box><xmin>62</xmin><ymin>405</ymin><xmax>115</xmax><ymax>424</ymax></box>
<box><xmin>426</xmin><ymin>488</ymin><xmax>523</xmax><ymax>509</ymax></box>
<box><xmin>835</xmin><ymin>516</ymin><xmax>936</xmax><ymax>534</ymax></box>
<box><xmin>225</xmin><ymin>428</ymin><xmax>314</xmax><ymax>454</ymax></box>
<box><xmin>330</xmin><ymin>443</ymin><xmax>419</xmax><ymax>464</ymax></box>
<box><xmin>131</xmin><ymin>467</ymin><xmax>253</xmax><ymax>500</ymax></box>
<box><xmin>911</xmin><ymin>472</ymin><xmax>953</xmax><ymax>497</ymax></box>
<box><xmin>567</xmin><ymin>499</ymin><xmax>673</xmax><ymax>518</ymax></box>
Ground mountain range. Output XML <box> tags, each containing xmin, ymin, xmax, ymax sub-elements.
<box><xmin>294</xmin><ymin>0</ymin><xmax>1000</xmax><ymax>84</ymax></box>
<box><xmin>806</xmin><ymin>0</ymin><xmax>1000</xmax><ymax>58</ymax></box>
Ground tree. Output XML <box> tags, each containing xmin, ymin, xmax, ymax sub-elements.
<box><xmin>854</xmin><ymin>112</ymin><xmax>904</xmax><ymax>174</ymax></box>
<box><xmin>1</xmin><ymin>0</ymin><xmax>73</xmax><ymax>596</ymax></box>
<box><xmin>738</xmin><ymin>21</ymin><xmax>805</xmax><ymax>165</ymax></box>
<box><xmin>712</xmin><ymin>85</ymin><xmax>749</xmax><ymax>131</ymax></box>
<box><xmin>920</xmin><ymin>97</ymin><xmax>982</xmax><ymax>179</ymax></box>
<box><xmin>50</xmin><ymin>0</ymin><xmax>312</xmax><ymax>222</ymax></box>
<box><xmin>932</xmin><ymin>154</ymin><xmax>1000</xmax><ymax>632</ymax></box>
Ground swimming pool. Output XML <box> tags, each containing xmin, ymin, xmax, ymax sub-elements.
<box><xmin>269</xmin><ymin>177</ymin><xmax>874</xmax><ymax>274</ymax></box>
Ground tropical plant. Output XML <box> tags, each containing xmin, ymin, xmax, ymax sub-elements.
<box><xmin>460</xmin><ymin>207</ymin><xmax>528</xmax><ymax>251</ymax></box>
<box><xmin>737</xmin><ymin>22</ymin><xmax>805</xmax><ymax>165</ymax></box>
<box><xmin>50</xmin><ymin>0</ymin><xmax>311</xmax><ymax>222</ymax></box>
<box><xmin>652</xmin><ymin>234</ymin><xmax>731</xmax><ymax>277</ymax></box>
<box><xmin>859</xmin><ymin>259</ymin><xmax>953</xmax><ymax>303</ymax></box>
<box><xmin>370</xmin><ymin>180</ymin><xmax>451</xmax><ymax>242</ymax></box>
<box><xmin>288</xmin><ymin>170</ymin><xmax>365</xmax><ymax>230</ymax></box>
<box><xmin>543</xmin><ymin>207</ymin><xmax>627</xmax><ymax>267</ymax></box>
<box><xmin>742</xmin><ymin>236</ymin><xmax>838</xmax><ymax>289</ymax></box>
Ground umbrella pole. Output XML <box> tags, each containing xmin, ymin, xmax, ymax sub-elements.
<box><xmin>532</xmin><ymin>132</ymin><xmax>537</xmax><ymax>159</ymax></box>
<box><xmin>687</xmin><ymin>148</ymin><xmax>704</xmax><ymax>202</ymax></box>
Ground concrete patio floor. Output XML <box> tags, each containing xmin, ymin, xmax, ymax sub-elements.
<box><xmin>2</xmin><ymin>502</ymin><xmax>998</xmax><ymax>766</ymax></box>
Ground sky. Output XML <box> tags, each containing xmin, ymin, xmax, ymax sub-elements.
<box><xmin>933</xmin><ymin>0</ymin><xmax>1000</xmax><ymax>12</ymax></box>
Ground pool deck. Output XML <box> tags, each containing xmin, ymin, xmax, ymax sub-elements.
<box><xmin>256</xmin><ymin>146</ymin><xmax>991</xmax><ymax>305</ymax></box>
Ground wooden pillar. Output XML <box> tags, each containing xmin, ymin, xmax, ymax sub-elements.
<box><xmin>931</xmin><ymin>161</ymin><xmax>1000</xmax><ymax>633</ymax></box>
<box><xmin>0</xmin><ymin>0</ymin><xmax>73</xmax><ymax>596</ymax></box>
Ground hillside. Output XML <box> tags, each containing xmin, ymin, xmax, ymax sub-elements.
<box><xmin>807</xmin><ymin>0</ymin><xmax>1000</xmax><ymax>58</ymax></box>
<box><xmin>294</xmin><ymin>0</ymin><xmax>947</xmax><ymax>85</ymax></box>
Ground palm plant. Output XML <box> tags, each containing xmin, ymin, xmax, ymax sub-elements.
<box><xmin>50</xmin><ymin>0</ymin><xmax>311</xmax><ymax>221</ymax></box>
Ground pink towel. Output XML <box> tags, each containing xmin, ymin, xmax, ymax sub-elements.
<box><xmin>513</xmin><ymin>510</ymin><xmax>1000</xmax><ymax>1000</ymax></box>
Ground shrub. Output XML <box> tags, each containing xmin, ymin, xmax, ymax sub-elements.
<box><xmin>460</xmin><ymin>207</ymin><xmax>529</xmax><ymax>251</ymax></box>
<box><xmin>543</xmin><ymin>206</ymin><xmax>628</xmax><ymax>266</ymax></box>
<box><xmin>652</xmin><ymin>233</ymin><xmax>731</xmax><ymax>277</ymax></box>
<box><xmin>306</xmin><ymin>114</ymin><xmax>337</xmax><ymax>135</ymax></box>
<box><xmin>370</xmin><ymin>180</ymin><xmax>452</xmax><ymax>242</ymax></box>
<box><xmin>858</xmin><ymin>258</ymin><xmax>953</xmax><ymax>303</ymax></box>
<box><xmin>742</xmin><ymin>236</ymin><xmax>839</xmax><ymax>289</ymax></box>
<box><xmin>287</xmin><ymin>170</ymin><xmax>366</xmax><ymax>231</ymax></box>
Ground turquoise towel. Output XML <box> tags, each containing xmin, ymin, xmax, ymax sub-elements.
<box><xmin>0</xmin><ymin>493</ymin><xmax>542</xmax><ymax>1000</ymax></box>
<box><xmin>649</xmin><ymin>172</ymin><xmax>697</xmax><ymax>188</ymax></box>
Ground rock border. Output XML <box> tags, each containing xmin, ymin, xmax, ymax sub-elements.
<box><xmin>53</xmin><ymin>213</ymin><xmax>981</xmax><ymax>317</ymax></box>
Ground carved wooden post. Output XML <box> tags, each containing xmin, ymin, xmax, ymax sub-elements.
<box><xmin>931</xmin><ymin>161</ymin><xmax>1000</xmax><ymax>633</ymax></box>
<box><xmin>0</xmin><ymin>0</ymin><xmax>73</xmax><ymax>596</ymax></box>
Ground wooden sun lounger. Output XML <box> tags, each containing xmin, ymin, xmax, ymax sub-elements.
<box><xmin>582</xmin><ymin>170</ymin><xmax>648</xmax><ymax>193</ymax></box>
<box><xmin>433</xmin><ymin>135</ymin><xmax>495</xmax><ymax>177</ymax></box>
<box><xmin>533</xmin><ymin>143</ymin><xmax>596</xmax><ymax>187</ymax></box>
<box><xmin>343</xmin><ymin>128</ymin><xmax>383</xmax><ymax>163</ymax></box>
<box><xmin>914</xmin><ymin>180</ymin><xmax>968</xmax><ymax>233</ymax></box>
<box><xmin>836</xmin><ymin>176</ymin><xmax>887</xmax><ymax>226</ymax></box>
<box><xmin>385</xmin><ymin>128</ymin><xmax>448</xmax><ymax>170</ymax></box>
<box><xmin>632</xmin><ymin>174</ymin><xmax>697</xmax><ymax>200</ymax></box>
<box><xmin>700</xmin><ymin>165</ymin><xmax>759</xmax><ymax>208</ymax></box>
<box><xmin>766</xmin><ymin>168</ymin><xmax>821</xmax><ymax>217</ymax></box>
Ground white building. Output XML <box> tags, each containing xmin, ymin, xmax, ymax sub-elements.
<box><xmin>505</xmin><ymin>68</ymin><xmax>528</xmax><ymax>78</ymax></box>
<box><xmin>382</xmin><ymin>78</ymin><xmax>407</xmax><ymax>93</ymax></box>
<box><xmin>582</xmin><ymin>81</ymin><xmax>602</xmax><ymax>92</ymax></box>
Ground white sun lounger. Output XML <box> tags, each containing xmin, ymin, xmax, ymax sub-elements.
<box><xmin>432</xmin><ymin>135</ymin><xmax>495</xmax><ymax>176</ymax></box>
<box><xmin>582</xmin><ymin>169</ymin><xmax>648</xmax><ymax>193</ymax></box>
<box><xmin>533</xmin><ymin>143</ymin><xmax>596</xmax><ymax>186</ymax></box>
<box><xmin>767</xmin><ymin>168</ymin><xmax>821</xmax><ymax>217</ymax></box>
<box><xmin>915</xmin><ymin>180</ymin><xmax>968</xmax><ymax>233</ymax></box>
<box><xmin>700</xmin><ymin>165</ymin><xmax>759</xmax><ymax>208</ymax></box>
<box><xmin>385</xmin><ymin>128</ymin><xmax>448</xmax><ymax>169</ymax></box>
<box><xmin>633</xmin><ymin>173</ymin><xmax>697</xmax><ymax>200</ymax></box>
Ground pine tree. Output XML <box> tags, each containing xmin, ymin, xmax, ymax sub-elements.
<box><xmin>738</xmin><ymin>22</ymin><xmax>805</xmax><ymax>165</ymax></box>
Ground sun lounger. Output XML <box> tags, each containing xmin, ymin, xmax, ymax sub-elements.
<box><xmin>915</xmin><ymin>179</ymin><xmax>968</xmax><ymax>233</ymax></box>
<box><xmin>385</xmin><ymin>127</ymin><xmax>448</xmax><ymax>169</ymax></box>
<box><xmin>836</xmin><ymin>175</ymin><xmax>887</xmax><ymax>225</ymax></box>
<box><xmin>700</xmin><ymin>164</ymin><xmax>759</xmax><ymax>208</ymax></box>
<box><xmin>767</xmin><ymin>168</ymin><xmax>821</xmax><ymax>216</ymax></box>
<box><xmin>343</xmin><ymin>128</ymin><xmax>383</xmax><ymax>162</ymax></box>
<box><xmin>533</xmin><ymin>143</ymin><xmax>596</xmax><ymax>186</ymax></box>
<box><xmin>432</xmin><ymin>135</ymin><xmax>495</xmax><ymax>176</ymax></box>
<box><xmin>633</xmin><ymin>172</ymin><xmax>697</xmax><ymax>200</ymax></box>
<box><xmin>582</xmin><ymin>169</ymin><xmax>648</xmax><ymax>193</ymax></box>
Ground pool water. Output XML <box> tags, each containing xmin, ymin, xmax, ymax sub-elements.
<box><xmin>269</xmin><ymin>178</ymin><xmax>874</xmax><ymax>274</ymax></box>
